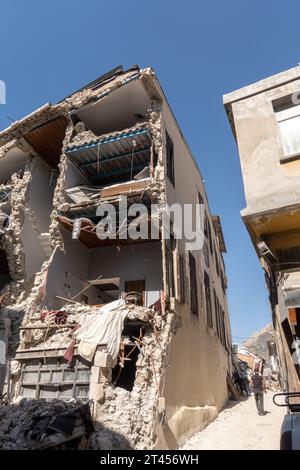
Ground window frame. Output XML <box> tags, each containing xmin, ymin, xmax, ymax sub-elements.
<box><xmin>273</xmin><ymin>96</ymin><xmax>300</xmax><ymax>163</ymax></box>
<box><xmin>166</xmin><ymin>131</ymin><xmax>175</xmax><ymax>186</ymax></box>
<box><xmin>189</xmin><ymin>252</ymin><xmax>199</xmax><ymax>316</ymax></box>
<box><xmin>204</xmin><ymin>271</ymin><xmax>213</xmax><ymax>328</ymax></box>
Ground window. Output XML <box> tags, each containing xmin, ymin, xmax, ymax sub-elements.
<box><xmin>166</xmin><ymin>131</ymin><xmax>175</xmax><ymax>185</ymax></box>
<box><xmin>124</xmin><ymin>279</ymin><xmax>145</xmax><ymax>306</ymax></box>
<box><xmin>215</xmin><ymin>248</ymin><xmax>220</xmax><ymax>277</ymax></box>
<box><xmin>204</xmin><ymin>211</ymin><xmax>209</xmax><ymax>238</ymax></box>
<box><xmin>20</xmin><ymin>356</ymin><xmax>91</xmax><ymax>401</ymax></box>
<box><xmin>179</xmin><ymin>253</ymin><xmax>186</xmax><ymax>304</ymax></box>
<box><xmin>221</xmin><ymin>271</ymin><xmax>227</xmax><ymax>294</ymax></box>
<box><xmin>203</xmin><ymin>211</ymin><xmax>213</xmax><ymax>254</ymax></box>
<box><xmin>189</xmin><ymin>252</ymin><xmax>199</xmax><ymax>315</ymax></box>
<box><xmin>213</xmin><ymin>290</ymin><xmax>220</xmax><ymax>337</ymax></box>
<box><xmin>204</xmin><ymin>271</ymin><xmax>213</xmax><ymax>328</ymax></box>
<box><xmin>203</xmin><ymin>240</ymin><xmax>210</xmax><ymax>267</ymax></box>
<box><xmin>197</xmin><ymin>190</ymin><xmax>204</xmax><ymax>205</ymax></box>
<box><xmin>165</xmin><ymin>226</ymin><xmax>175</xmax><ymax>298</ymax></box>
<box><xmin>273</xmin><ymin>95</ymin><xmax>300</xmax><ymax>161</ymax></box>
<box><xmin>220</xmin><ymin>309</ymin><xmax>226</xmax><ymax>348</ymax></box>
<box><xmin>213</xmin><ymin>289</ymin><xmax>227</xmax><ymax>349</ymax></box>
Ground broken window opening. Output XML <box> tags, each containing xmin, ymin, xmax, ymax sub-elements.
<box><xmin>65</xmin><ymin>123</ymin><xmax>152</xmax><ymax>190</ymax></box>
<box><xmin>111</xmin><ymin>317</ymin><xmax>148</xmax><ymax>392</ymax></box>
<box><xmin>112</xmin><ymin>344</ymin><xmax>140</xmax><ymax>392</ymax></box>
<box><xmin>0</xmin><ymin>245</ymin><xmax>11</xmax><ymax>291</ymax></box>
<box><xmin>151</xmin><ymin>144</ymin><xmax>158</xmax><ymax>173</ymax></box>
<box><xmin>71</xmin><ymin>77</ymin><xmax>151</xmax><ymax>138</ymax></box>
<box><xmin>58</xmin><ymin>193</ymin><xmax>155</xmax><ymax>249</ymax></box>
<box><xmin>0</xmin><ymin>147</ymin><xmax>27</xmax><ymax>186</ymax></box>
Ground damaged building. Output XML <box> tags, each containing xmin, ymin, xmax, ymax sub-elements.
<box><xmin>224</xmin><ymin>65</ymin><xmax>300</xmax><ymax>394</ymax></box>
<box><xmin>0</xmin><ymin>65</ymin><xmax>231</xmax><ymax>449</ymax></box>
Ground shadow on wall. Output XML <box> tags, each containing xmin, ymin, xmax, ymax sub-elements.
<box><xmin>0</xmin><ymin>398</ymin><xmax>133</xmax><ymax>450</ymax></box>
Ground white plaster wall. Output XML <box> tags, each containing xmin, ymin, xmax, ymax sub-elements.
<box><xmin>42</xmin><ymin>228</ymin><xmax>91</xmax><ymax>309</ymax></box>
<box><xmin>231</xmin><ymin>78</ymin><xmax>300</xmax><ymax>215</ymax></box>
<box><xmin>21</xmin><ymin>216</ymin><xmax>46</xmax><ymax>282</ymax></box>
<box><xmin>88</xmin><ymin>242</ymin><xmax>163</xmax><ymax>307</ymax></box>
<box><xmin>21</xmin><ymin>158</ymin><xmax>56</xmax><ymax>281</ymax></box>
<box><xmin>63</xmin><ymin>159</ymin><xmax>88</xmax><ymax>191</ymax></box>
<box><xmin>27</xmin><ymin>159</ymin><xmax>55</xmax><ymax>233</ymax></box>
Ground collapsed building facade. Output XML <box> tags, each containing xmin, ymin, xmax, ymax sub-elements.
<box><xmin>0</xmin><ymin>65</ymin><xmax>231</xmax><ymax>449</ymax></box>
<box><xmin>224</xmin><ymin>65</ymin><xmax>300</xmax><ymax>394</ymax></box>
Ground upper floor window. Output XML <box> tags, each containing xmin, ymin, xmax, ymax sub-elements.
<box><xmin>166</xmin><ymin>131</ymin><xmax>175</xmax><ymax>185</ymax></box>
<box><xmin>189</xmin><ymin>252</ymin><xmax>199</xmax><ymax>315</ymax></box>
<box><xmin>197</xmin><ymin>190</ymin><xmax>204</xmax><ymax>205</ymax></box>
<box><xmin>273</xmin><ymin>95</ymin><xmax>300</xmax><ymax>162</ymax></box>
<box><xmin>179</xmin><ymin>253</ymin><xmax>186</xmax><ymax>304</ymax></box>
<box><xmin>204</xmin><ymin>271</ymin><xmax>213</xmax><ymax>328</ymax></box>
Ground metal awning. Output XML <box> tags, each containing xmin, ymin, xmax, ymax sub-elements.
<box><xmin>65</xmin><ymin>123</ymin><xmax>151</xmax><ymax>184</ymax></box>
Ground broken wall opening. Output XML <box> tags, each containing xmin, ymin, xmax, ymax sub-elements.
<box><xmin>44</xmin><ymin>224</ymin><xmax>164</xmax><ymax>310</ymax></box>
<box><xmin>24</xmin><ymin>116</ymin><xmax>68</xmax><ymax>170</ymax></box>
<box><xmin>0</xmin><ymin>147</ymin><xmax>27</xmax><ymax>186</ymax></box>
<box><xmin>88</xmin><ymin>242</ymin><xmax>164</xmax><ymax>308</ymax></box>
<box><xmin>112</xmin><ymin>344</ymin><xmax>139</xmax><ymax>392</ymax></box>
<box><xmin>71</xmin><ymin>78</ymin><xmax>151</xmax><ymax>137</ymax></box>
<box><xmin>0</xmin><ymin>245</ymin><xmax>11</xmax><ymax>291</ymax></box>
<box><xmin>41</xmin><ymin>228</ymin><xmax>100</xmax><ymax>310</ymax></box>
<box><xmin>62</xmin><ymin>78</ymin><xmax>157</xmax><ymax>198</ymax></box>
<box><xmin>64</xmin><ymin>123</ymin><xmax>153</xmax><ymax>191</ymax></box>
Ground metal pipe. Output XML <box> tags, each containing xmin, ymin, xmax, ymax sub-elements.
<box><xmin>72</xmin><ymin>217</ymin><xmax>93</xmax><ymax>240</ymax></box>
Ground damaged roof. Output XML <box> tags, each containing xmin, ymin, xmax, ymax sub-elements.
<box><xmin>0</xmin><ymin>65</ymin><xmax>145</xmax><ymax>144</ymax></box>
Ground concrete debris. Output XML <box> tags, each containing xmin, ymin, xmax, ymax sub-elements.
<box><xmin>0</xmin><ymin>399</ymin><xmax>94</xmax><ymax>450</ymax></box>
<box><xmin>0</xmin><ymin>64</ymin><xmax>232</xmax><ymax>450</ymax></box>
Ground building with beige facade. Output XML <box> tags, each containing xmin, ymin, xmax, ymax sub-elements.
<box><xmin>0</xmin><ymin>65</ymin><xmax>231</xmax><ymax>449</ymax></box>
<box><xmin>224</xmin><ymin>65</ymin><xmax>300</xmax><ymax>393</ymax></box>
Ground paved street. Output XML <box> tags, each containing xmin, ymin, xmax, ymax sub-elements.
<box><xmin>182</xmin><ymin>392</ymin><xmax>284</xmax><ymax>450</ymax></box>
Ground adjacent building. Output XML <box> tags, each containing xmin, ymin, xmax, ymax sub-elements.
<box><xmin>0</xmin><ymin>65</ymin><xmax>231</xmax><ymax>449</ymax></box>
<box><xmin>224</xmin><ymin>65</ymin><xmax>300</xmax><ymax>393</ymax></box>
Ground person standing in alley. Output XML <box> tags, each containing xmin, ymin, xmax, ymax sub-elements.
<box><xmin>251</xmin><ymin>369</ymin><xmax>265</xmax><ymax>415</ymax></box>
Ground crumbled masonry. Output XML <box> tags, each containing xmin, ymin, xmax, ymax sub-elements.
<box><xmin>0</xmin><ymin>65</ymin><xmax>232</xmax><ymax>449</ymax></box>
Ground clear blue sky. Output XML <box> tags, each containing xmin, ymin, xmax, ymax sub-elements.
<box><xmin>1</xmin><ymin>0</ymin><xmax>298</xmax><ymax>341</ymax></box>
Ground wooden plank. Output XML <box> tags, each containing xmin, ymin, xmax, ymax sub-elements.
<box><xmin>227</xmin><ymin>373</ymin><xmax>240</xmax><ymax>401</ymax></box>
<box><xmin>100</xmin><ymin>178</ymin><xmax>150</xmax><ymax>198</ymax></box>
<box><xmin>15</xmin><ymin>348</ymin><xmax>77</xmax><ymax>360</ymax></box>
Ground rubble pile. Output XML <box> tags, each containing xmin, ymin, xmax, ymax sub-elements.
<box><xmin>0</xmin><ymin>399</ymin><xmax>93</xmax><ymax>450</ymax></box>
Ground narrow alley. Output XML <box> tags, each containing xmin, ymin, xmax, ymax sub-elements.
<box><xmin>182</xmin><ymin>393</ymin><xmax>284</xmax><ymax>450</ymax></box>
